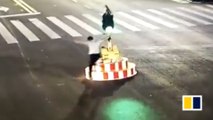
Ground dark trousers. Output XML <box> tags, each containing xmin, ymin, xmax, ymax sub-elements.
<box><xmin>89</xmin><ymin>53</ymin><xmax>100</xmax><ymax>78</ymax></box>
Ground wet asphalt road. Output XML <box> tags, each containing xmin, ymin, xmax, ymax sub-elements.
<box><xmin>0</xmin><ymin>0</ymin><xmax>213</xmax><ymax>120</ymax></box>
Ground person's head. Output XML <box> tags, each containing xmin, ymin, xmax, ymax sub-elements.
<box><xmin>87</xmin><ymin>36</ymin><xmax>93</xmax><ymax>41</ymax></box>
<box><xmin>105</xmin><ymin>5</ymin><xmax>111</xmax><ymax>14</ymax></box>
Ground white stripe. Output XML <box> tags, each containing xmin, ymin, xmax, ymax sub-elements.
<box><xmin>162</xmin><ymin>8</ymin><xmax>212</xmax><ymax>25</ymax></box>
<box><xmin>47</xmin><ymin>16</ymin><xmax>82</xmax><ymax>37</ymax></box>
<box><xmin>82</xmin><ymin>14</ymin><xmax>122</xmax><ymax>33</ymax></box>
<box><xmin>19</xmin><ymin>0</ymin><xmax>38</xmax><ymax>13</ymax></box>
<box><xmin>105</xmin><ymin>64</ymin><xmax>111</xmax><ymax>72</ymax></box>
<box><xmin>0</xmin><ymin>22</ymin><xmax>18</xmax><ymax>44</ymax></box>
<box><xmin>72</xmin><ymin>0</ymin><xmax>78</xmax><ymax>3</ymax></box>
<box><xmin>108</xmin><ymin>72</ymin><xmax>114</xmax><ymax>80</ymax></box>
<box><xmin>147</xmin><ymin>9</ymin><xmax>195</xmax><ymax>27</ymax></box>
<box><xmin>178</xmin><ymin>7</ymin><xmax>213</xmax><ymax>20</ymax></box>
<box><xmin>192</xmin><ymin>6</ymin><xmax>213</xmax><ymax>14</ymax></box>
<box><xmin>117</xmin><ymin>12</ymin><xmax>160</xmax><ymax>29</ymax></box>
<box><xmin>206</xmin><ymin>5</ymin><xmax>213</xmax><ymax>9</ymax></box>
<box><xmin>29</xmin><ymin>18</ymin><xmax>61</xmax><ymax>39</ymax></box>
<box><xmin>11</xmin><ymin>20</ymin><xmax>39</xmax><ymax>41</ymax></box>
<box><xmin>132</xmin><ymin>10</ymin><xmax>178</xmax><ymax>28</ymax></box>
<box><xmin>127</xmin><ymin>67</ymin><xmax>132</xmax><ymax>77</ymax></box>
<box><xmin>172</xmin><ymin>0</ymin><xmax>191</xmax><ymax>3</ymax></box>
<box><xmin>65</xmin><ymin>15</ymin><xmax>101</xmax><ymax>35</ymax></box>
<box><xmin>119</xmin><ymin>71</ymin><xmax>124</xmax><ymax>79</ymax></box>
<box><xmin>122</xmin><ymin>61</ymin><xmax>127</xmax><ymax>70</ymax></box>
<box><xmin>0</xmin><ymin>12</ymin><xmax>40</xmax><ymax>18</ymax></box>
<box><xmin>94</xmin><ymin>65</ymin><xmax>101</xmax><ymax>72</ymax></box>
<box><xmin>115</xmin><ymin>62</ymin><xmax>119</xmax><ymax>71</ymax></box>
<box><xmin>13</xmin><ymin>0</ymin><xmax>32</xmax><ymax>13</ymax></box>
<box><xmin>114</xmin><ymin>18</ymin><xmax>141</xmax><ymax>31</ymax></box>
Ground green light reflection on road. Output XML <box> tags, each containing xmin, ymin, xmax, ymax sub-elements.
<box><xmin>103</xmin><ymin>98</ymin><xmax>159</xmax><ymax>120</ymax></box>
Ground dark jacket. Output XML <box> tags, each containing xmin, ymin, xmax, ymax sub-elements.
<box><xmin>102</xmin><ymin>13</ymin><xmax>114</xmax><ymax>30</ymax></box>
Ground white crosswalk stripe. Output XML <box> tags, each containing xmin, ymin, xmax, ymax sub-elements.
<box><xmin>206</xmin><ymin>5</ymin><xmax>213</xmax><ymax>9</ymax></box>
<box><xmin>172</xmin><ymin>0</ymin><xmax>191</xmax><ymax>3</ymax></box>
<box><xmin>47</xmin><ymin>16</ymin><xmax>82</xmax><ymax>37</ymax></box>
<box><xmin>0</xmin><ymin>22</ymin><xmax>18</xmax><ymax>44</ymax></box>
<box><xmin>82</xmin><ymin>14</ymin><xmax>122</xmax><ymax>33</ymax></box>
<box><xmin>117</xmin><ymin>12</ymin><xmax>160</xmax><ymax>30</ymax></box>
<box><xmin>1</xmin><ymin>7</ymin><xmax>213</xmax><ymax>45</ymax></box>
<box><xmin>29</xmin><ymin>18</ymin><xmax>61</xmax><ymax>39</ymax></box>
<box><xmin>178</xmin><ymin>7</ymin><xmax>213</xmax><ymax>21</ymax></box>
<box><xmin>114</xmin><ymin>18</ymin><xmax>141</xmax><ymax>31</ymax></box>
<box><xmin>132</xmin><ymin>10</ymin><xmax>179</xmax><ymax>28</ymax></box>
<box><xmin>11</xmin><ymin>20</ymin><xmax>40</xmax><ymax>42</ymax></box>
<box><xmin>65</xmin><ymin>15</ymin><xmax>101</xmax><ymax>35</ymax></box>
<box><xmin>147</xmin><ymin>9</ymin><xmax>195</xmax><ymax>27</ymax></box>
<box><xmin>192</xmin><ymin>6</ymin><xmax>213</xmax><ymax>14</ymax></box>
<box><xmin>162</xmin><ymin>8</ymin><xmax>212</xmax><ymax>25</ymax></box>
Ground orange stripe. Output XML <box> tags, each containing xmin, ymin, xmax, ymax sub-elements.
<box><xmin>103</xmin><ymin>72</ymin><xmax>108</xmax><ymax>79</ymax></box>
<box><xmin>101</xmin><ymin>64</ymin><xmax>105</xmax><ymax>72</ymax></box>
<box><xmin>118</xmin><ymin>61</ymin><xmax>122</xmax><ymax>70</ymax></box>
<box><xmin>114</xmin><ymin>72</ymin><xmax>119</xmax><ymax>79</ymax></box>
<box><xmin>110</xmin><ymin>63</ymin><xmax>115</xmax><ymax>71</ymax></box>
<box><xmin>123</xmin><ymin>70</ymin><xmax>127</xmax><ymax>78</ymax></box>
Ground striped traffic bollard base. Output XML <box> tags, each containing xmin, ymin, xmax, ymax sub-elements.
<box><xmin>93</xmin><ymin>57</ymin><xmax>128</xmax><ymax>72</ymax></box>
<box><xmin>85</xmin><ymin>62</ymin><xmax>137</xmax><ymax>81</ymax></box>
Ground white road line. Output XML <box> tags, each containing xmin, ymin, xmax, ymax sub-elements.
<box><xmin>13</xmin><ymin>0</ymin><xmax>32</xmax><ymax>13</ymax></box>
<box><xmin>206</xmin><ymin>5</ymin><xmax>213</xmax><ymax>9</ymax></box>
<box><xmin>172</xmin><ymin>0</ymin><xmax>191</xmax><ymax>3</ymax></box>
<box><xmin>148</xmin><ymin>9</ymin><xmax>195</xmax><ymax>27</ymax></box>
<box><xmin>72</xmin><ymin>0</ymin><xmax>78</xmax><ymax>3</ymax></box>
<box><xmin>18</xmin><ymin>0</ymin><xmax>38</xmax><ymax>13</ymax></box>
<box><xmin>114</xmin><ymin>18</ymin><xmax>141</xmax><ymax>31</ymax></box>
<box><xmin>178</xmin><ymin>7</ymin><xmax>213</xmax><ymax>20</ymax></box>
<box><xmin>65</xmin><ymin>15</ymin><xmax>101</xmax><ymax>35</ymax></box>
<box><xmin>11</xmin><ymin>20</ymin><xmax>40</xmax><ymax>42</ymax></box>
<box><xmin>29</xmin><ymin>18</ymin><xmax>61</xmax><ymax>39</ymax></box>
<box><xmin>47</xmin><ymin>16</ymin><xmax>82</xmax><ymax>37</ymax></box>
<box><xmin>0</xmin><ymin>22</ymin><xmax>18</xmax><ymax>44</ymax></box>
<box><xmin>192</xmin><ymin>6</ymin><xmax>213</xmax><ymax>14</ymax></box>
<box><xmin>132</xmin><ymin>10</ymin><xmax>178</xmax><ymax>28</ymax></box>
<box><xmin>162</xmin><ymin>8</ymin><xmax>212</xmax><ymax>25</ymax></box>
<box><xmin>82</xmin><ymin>14</ymin><xmax>122</xmax><ymax>33</ymax></box>
<box><xmin>117</xmin><ymin>12</ymin><xmax>160</xmax><ymax>30</ymax></box>
<box><xmin>0</xmin><ymin>12</ymin><xmax>40</xmax><ymax>18</ymax></box>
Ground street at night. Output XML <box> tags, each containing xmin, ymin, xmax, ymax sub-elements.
<box><xmin>0</xmin><ymin>0</ymin><xmax>213</xmax><ymax>120</ymax></box>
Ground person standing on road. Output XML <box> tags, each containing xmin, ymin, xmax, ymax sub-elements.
<box><xmin>102</xmin><ymin>5</ymin><xmax>114</xmax><ymax>32</ymax></box>
<box><xmin>87</xmin><ymin>36</ymin><xmax>105</xmax><ymax>79</ymax></box>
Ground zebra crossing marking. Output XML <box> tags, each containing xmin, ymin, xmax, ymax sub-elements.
<box><xmin>11</xmin><ymin>20</ymin><xmax>40</xmax><ymax>42</ymax></box>
<box><xmin>178</xmin><ymin>7</ymin><xmax>213</xmax><ymax>21</ymax></box>
<box><xmin>65</xmin><ymin>15</ymin><xmax>101</xmax><ymax>35</ymax></box>
<box><xmin>0</xmin><ymin>22</ymin><xmax>18</xmax><ymax>44</ymax></box>
<box><xmin>117</xmin><ymin>12</ymin><xmax>160</xmax><ymax>30</ymax></box>
<box><xmin>114</xmin><ymin>18</ymin><xmax>141</xmax><ymax>31</ymax></box>
<box><xmin>172</xmin><ymin>0</ymin><xmax>191</xmax><ymax>3</ymax></box>
<box><xmin>206</xmin><ymin>5</ymin><xmax>213</xmax><ymax>9</ymax></box>
<box><xmin>192</xmin><ymin>6</ymin><xmax>213</xmax><ymax>14</ymax></box>
<box><xmin>29</xmin><ymin>18</ymin><xmax>61</xmax><ymax>39</ymax></box>
<box><xmin>2</xmin><ymin>6</ymin><xmax>213</xmax><ymax>44</ymax></box>
<box><xmin>147</xmin><ymin>9</ymin><xmax>195</xmax><ymax>27</ymax></box>
<box><xmin>162</xmin><ymin>8</ymin><xmax>212</xmax><ymax>25</ymax></box>
<box><xmin>47</xmin><ymin>16</ymin><xmax>82</xmax><ymax>37</ymax></box>
<box><xmin>82</xmin><ymin>14</ymin><xmax>122</xmax><ymax>33</ymax></box>
<box><xmin>132</xmin><ymin>10</ymin><xmax>178</xmax><ymax>28</ymax></box>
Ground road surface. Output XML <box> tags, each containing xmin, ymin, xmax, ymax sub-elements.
<box><xmin>0</xmin><ymin>0</ymin><xmax>212</xmax><ymax>120</ymax></box>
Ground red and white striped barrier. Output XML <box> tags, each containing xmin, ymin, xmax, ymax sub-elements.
<box><xmin>93</xmin><ymin>57</ymin><xmax>128</xmax><ymax>72</ymax></box>
<box><xmin>85</xmin><ymin>62</ymin><xmax>137</xmax><ymax>81</ymax></box>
